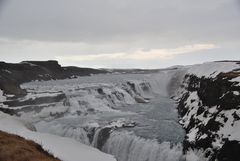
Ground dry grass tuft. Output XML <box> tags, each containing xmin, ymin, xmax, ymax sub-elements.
<box><xmin>218</xmin><ymin>71</ymin><xmax>240</xmax><ymax>79</ymax></box>
<box><xmin>0</xmin><ymin>130</ymin><xmax>61</xmax><ymax>161</ymax></box>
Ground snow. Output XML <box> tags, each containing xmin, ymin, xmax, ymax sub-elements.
<box><xmin>208</xmin><ymin>106</ymin><xmax>217</xmax><ymax>114</ymax></box>
<box><xmin>187</xmin><ymin>62</ymin><xmax>240</xmax><ymax>78</ymax></box>
<box><xmin>187</xmin><ymin>128</ymin><xmax>199</xmax><ymax>142</ymax></box>
<box><xmin>199</xmin><ymin>134</ymin><xmax>207</xmax><ymax>140</ymax></box>
<box><xmin>229</xmin><ymin>120</ymin><xmax>240</xmax><ymax>140</ymax></box>
<box><xmin>231</xmin><ymin>76</ymin><xmax>240</xmax><ymax>83</ymax></box>
<box><xmin>21</xmin><ymin>61</ymin><xmax>38</xmax><ymax>66</ymax></box>
<box><xmin>181</xmin><ymin>91</ymin><xmax>200</xmax><ymax>128</ymax></box>
<box><xmin>20</xmin><ymin>92</ymin><xmax>62</xmax><ymax>101</ymax></box>
<box><xmin>233</xmin><ymin>91</ymin><xmax>240</xmax><ymax>95</ymax></box>
<box><xmin>0</xmin><ymin>90</ymin><xmax>8</xmax><ymax>109</ymax></box>
<box><xmin>0</xmin><ymin>90</ymin><xmax>6</xmax><ymax>102</ymax></box>
<box><xmin>134</xmin><ymin>95</ymin><xmax>149</xmax><ymax>103</ymax></box>
<box><xmin>217</xmin><ymin>109</ymin><xmax>240</xmax><ymax>142</ymax></box>
<box><xmin>0</xmin><ymin>112</ymin><xmax>116</xmax><ymax>161</ymax></box>
<box><xmin>174</xmin><ymin>61</ymin><xmax>240</xmax><ymax>152</ymax></box>
<box><xmin>179</xmin><ymin>84</ymin><xmax>240</xmax><ymax>147</ymax></box>
<box><xmin>106</xmin><ymin>118</ymin><xmax>136</xmax><ymax>128</ymax></box>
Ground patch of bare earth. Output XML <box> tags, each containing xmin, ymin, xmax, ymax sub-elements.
<box><xmin>218</xmin><ymin>71</ymin><xmax>240</xmax><ymax>79</ymax></box>
<box><xmin>0</xmin><ymin>130</ymin><xmax>61</xmax><ymax>161</ymax></box>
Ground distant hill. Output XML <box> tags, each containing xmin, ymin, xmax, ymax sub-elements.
<box><xmin>0</xmin><ymin>60</ymin><xmax>107</xmax><ymax>96</ymax></box>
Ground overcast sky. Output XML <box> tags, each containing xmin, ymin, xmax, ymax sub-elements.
<box><xmin>0</xmin><ymin>0</ymin><xmax>239</xmax><ymax>68</ymax></box>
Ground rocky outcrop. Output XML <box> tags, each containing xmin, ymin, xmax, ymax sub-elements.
<box><xmin>176</xmin><ymin>66</ymin><xmax>240</xmax><ymax>161</ymax></box>
<box><xmin>0</xmin><ymin>60</ymin><xmax>107</xmax><ymax>96</ymax></box>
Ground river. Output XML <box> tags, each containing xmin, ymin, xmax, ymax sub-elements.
<box><xmin>20</xmin><ymin>69</ymin><xmax>186</xmax><ymax>161</ymax></box>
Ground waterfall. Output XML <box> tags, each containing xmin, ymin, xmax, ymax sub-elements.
<box><xmin>92</xmin><ymin>130</ymin><xmax>184</xmax><ymax>161</ymax></box>
<box><xmin>63</xmin><ymin>126</ymin><xmax>90</xmax><ymax>145</ymax></box>
<box><xmin>92</xmin><ymin>127</ymin><xmax>112</xmax><ymax>149</ymax></box>
<box><xmin>35</xmin><ymin>122</ymin><xmax>91</xmax><ymax>145</ymax></box>
<box><xmin>22</xmin><ymin>71</ymin><xmax>189</xmax><ymax>161</ymax></box>
<box><xmin>92</xmin><ymin>128</ymin><xmax>101</xmax><ymax>147</ymax></box>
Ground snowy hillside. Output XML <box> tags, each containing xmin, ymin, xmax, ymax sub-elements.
<box><xmin>175</xmin><ymin>61</ymin><xmax>240</xmax><ymax>161</ymax></box>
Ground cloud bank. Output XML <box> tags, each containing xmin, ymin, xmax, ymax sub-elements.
<box><xmin>0</xmin><ymin>0</ymin><xmax>239</xmax><ymax>68</ymax></box>
<box><xmin>56</xmin><ymin>44</ymin><xmax>216</xmax><ymax>61</ymax></box>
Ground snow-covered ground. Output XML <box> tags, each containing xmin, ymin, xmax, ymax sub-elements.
<box><xmin>185</xmin><ymin>61</ymin><xmax>240</xmax><ymax>78</ymax></box>
<box><xmin>0</xmin><ymin>112</ymin><xmax>116</xmax><ymax>161</ymax></box>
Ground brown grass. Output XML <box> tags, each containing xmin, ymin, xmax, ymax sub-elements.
<box><xmin>0</xmin><ymin>130</ymin><xmax>61</xmax><ymax>161</ymax></box>
<box><xmin>218</xmin><ymin>71</ymin><xmax>240</xmax><ymax>79</ymax></box>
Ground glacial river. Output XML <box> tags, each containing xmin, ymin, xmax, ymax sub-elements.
<box><xmin>21</xmin><ymin>70</ymin><xmax>186</xmax><ymax>161</ymax></box>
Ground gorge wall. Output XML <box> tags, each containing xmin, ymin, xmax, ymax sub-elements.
<box><xmin>175</xmin><ymin>61</ymin><xmax>240</xmax><ymax>161</ymax></box>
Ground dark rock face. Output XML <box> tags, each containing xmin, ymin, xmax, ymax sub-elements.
<box><xmin>177</xmin><ymin>92</ymin><xmax>190</xmax><ymax>117</ymax></box>
<box><xmin>217</xmin><ymin>140</ymin><xmax>240</xmax><ymax>161</ymax></box>
<box><xmin>0</xmin><ymin>93</ymin><xmax>68</xmax><ymax>116</ymax></box>
<box><xmin>127</xmin><ymin>81</ymin><xmax>137</xmax><ymax>93</ymax></box>
<box><xmin>177</xmin><ymin>71</ymin><xmax>240</xmax><ymax>160</ymax></box>
<box><xmin>0</xmin><ymin>60</ymin><xmax>107</xmax><ymax>96</ymax></box>
<box><xmin>3</xmin><ymin>93</ymin><xmax>66</xmax><ymax>107</ymax></box>
<box><xmin>95</xmin><ymin>127</ymin><xmax>112</xmax><ymax>150</ymax></box>
<box><xmin>197</xmin><ymin>77</ymin><xmax>240</xmax><ymax>108</ymax></box>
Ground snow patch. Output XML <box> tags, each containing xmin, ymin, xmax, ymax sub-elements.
<box><xmin>187</xmin><ymin>62</ymin><xmax>240</xmax><ymax>78</ymax></box>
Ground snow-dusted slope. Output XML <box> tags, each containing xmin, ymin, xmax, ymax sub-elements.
<box><xmin>186</xmin><ymin>61</ymin><xmax>240</xmax><ymax>78</ymax></box>
<box><xmin>175</xmin><ymin>61</ymin><xmax>240</xmax><ymax>161</ymax></box>
<box><xmin>0</xmin><ymin>112</ymin><xmax>116</xmax><ymax>161</ymax></box>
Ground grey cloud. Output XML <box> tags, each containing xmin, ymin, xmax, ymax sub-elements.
<box><xmin>0</xmin><ymin>0</ymin><xmax>239</xmax><ymax>46</ymax></box>
<box><xmin>0</xmin><ymin>0</ymin><xmax>239</xmax><ymax>68</ymax></box>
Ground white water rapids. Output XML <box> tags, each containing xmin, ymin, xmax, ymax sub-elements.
<box><xmin>102</xmin><ymin>131</ymin><xmax>183</xmax><ymax>161</ymax></box>
<box><xmin>19</xmin><ymin>69</ymin><xmax>188</xmax><ymax>161</ymax></box>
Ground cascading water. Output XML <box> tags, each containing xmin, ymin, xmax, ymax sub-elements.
<box><xmin>91</xmin><ymin>127</ymin><xmax>112</xmax><ymax>149</ymax></box>
<box><xmin>89</xmin><ymin>71</ymin><xmax>186</xmax><ymax>161</ymax></box>
<box><xmin>92</xmin><ymin>130</ymin><xmax>184</xmax><ymax>161</ymax></box>
<box><xmin>35</xmin><ymin>121</ymin><xmax>91</xmax><ymax>145</ymax></box>
<box><xmin>20</xmin><ymin>69</ymin><xmax>187</xmax><ymax>161</ymax></box>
